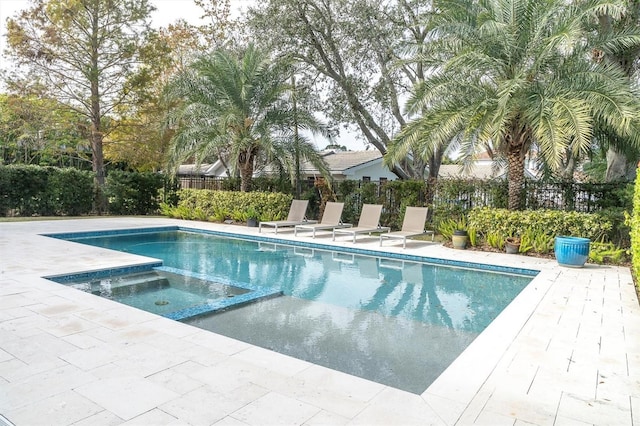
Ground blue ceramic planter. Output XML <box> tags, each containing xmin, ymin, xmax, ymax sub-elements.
<box><xmin>554</xmin><ymin>236</ymin><xmax>590</xmax><ymax>268</ymax></box>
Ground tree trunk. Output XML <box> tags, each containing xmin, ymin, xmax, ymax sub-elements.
<box><xmin>89</xmin><ymin>15</ymin><xmax>106</xmax><ymax>214</ymax></box>
<box><xmin>424</xmin><ymin>146</ymin><xmax>444</xmax><ymax>212</ymax></box>
<box><xmin>91</xmin><ymin>128</ymin><xmax>107</xmax><ymax>213</ymax></box>
<box><xmin>507</xmin><ymin>147</ymin><xmax>525</xmax><ymax>210</ymax></box>
<box><xmin>238</xmin><ymin>148</ymin><xmax>255</xmax><ymax>192</ymax></box>
<box><xmin>504</xmin><ymin>118</ymin><xmax>531</xmax><ymax>210</ymax></box>
<box><xmin>559</xmin><ymin>146</ymin><xmax>577</xmax><ymax>181</ymax></box>
<box><xmin>427</xmin><ymin>146</ymin><xmax>443</xmax><ymax>180</ymax></box>
<box><xmin>605</xmin><ymin>147</ymin><xmax>637</xmax><ymax>182</ymax></box>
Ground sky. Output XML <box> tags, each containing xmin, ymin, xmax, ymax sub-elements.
<box><xmin>0</xmin><ymin>0</ymin><xmax>361</xmax><ymax>150</ymax></box>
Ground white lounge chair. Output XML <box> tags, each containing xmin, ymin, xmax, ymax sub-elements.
<box><xmin>332</xmin><ymin>204</ymin><xmax>390</xmax><ymax>243</ymax></box>
<box><xmin>379</xmin><ymin>206</ymin><xmax>433</xmax><ymax>249</ymax></box>
<box><xmin>294</xmin><ymin>201</ymin><xmax>351</xmax><ymax>238</ymax></box>
<box><xmin>259</xmin><ymin>199</ymin><xmax>316</xmax><ymax>234</ymax></box>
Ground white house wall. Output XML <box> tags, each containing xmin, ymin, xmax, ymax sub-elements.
<box><xmin>344</xmin><ymin>162</ymin><xmax>397</xmax><ymax>181</ymax></box>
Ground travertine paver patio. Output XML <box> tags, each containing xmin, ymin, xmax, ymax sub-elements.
<box><xmin>0</xmin><ymin>217</ymin><xmax>638</xmax><ymax>425</ymax></box>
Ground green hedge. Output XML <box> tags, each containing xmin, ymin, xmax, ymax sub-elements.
<box><xmin>0</xmin><ymin>165</ymin><xmax>169</xmax><ymax>216</ymax></box>
<box><xmin>105</xmin><ymin>170</ymin><xmax>165</xmax><ymax>215</ymax></box>
<box><xmin>164</xmin><ymin>182</ymin><xmax>427</xmax><ymax>227</ymax></box>
<box><xmin>49</xmin><ymin>168</ymin><xmax>95</xmax><ymax>216</ymax></box>
<box><xmin>631</xmin><ymin>174</ymin><xmax>640</xmax><ymax>281</ymax></box>
<box><xmin>162</xmin><ymin>189</ymin><xmax>293</xmax><ymax>222</ymax></box>
<box><xmin>380</xmin><ymin>180</ymin><xmax>427</xmax><ymax>229</ymax></box>
<box><xmin>0</xmin><ymin>165</ymin><xmax>93</xmax><ymax>216</ymax></box>
<box><xmin>467</xmin><ymin>207</ymin><xmax>614</xmax><ymax>242</ymax></box>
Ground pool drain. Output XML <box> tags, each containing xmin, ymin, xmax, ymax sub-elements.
<box><xmin>155</xmin><ymin>300</ymin><xmax>169</xmax><ymax>306</ymax></box>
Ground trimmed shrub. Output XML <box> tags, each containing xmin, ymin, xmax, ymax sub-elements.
<box><xmin>0</xmin><ymin>166</ymin><xmax>10</xmax><ymax>216</ymax></box>
<box><xmin>467</xmin><ymin>207</ymin><xmax>614</xmax><ymax>243</ymax></box>
<box><xmin>631</xmin><ymin>173</ymin><xmax>640</xmax><ymax>281</ymax></box>
<box><xmin>163</xmin><ymin>189</ymin><xmax>293</xmax><ymax>222</ymax></box>
<box><xmin>105</xmin><ymin>170</ymin><xmax>165</xmax><ymax>215</ymax></box>
<box><xmin>49</xmin><ymin>168</ymin><xmax>94</xmax><ymax>215</ymax></box>
<box><xmin>0</xmin><ymin>165</ymin><xmax>93</xmax><ymax>216</ymax></box>
<box><xmin>10</xmin><ymin>165</ymin><xmax>52</xmax><ymax>216</ymax></box>
<box><xmin>337</xmin><ymin>180</ymin><xmax>361</xmax><ymax>225</ymax></box>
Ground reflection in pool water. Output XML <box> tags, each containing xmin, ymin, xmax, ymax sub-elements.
<box><xmin>60</xmin><ymin>228</ymin><xmax>535</xmax><ymax>393</ymax></box>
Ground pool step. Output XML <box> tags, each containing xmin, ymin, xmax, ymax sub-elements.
<box><xmin>69</xmin><ymin>273</ymin><xmax>171</xmax><ymax>297</ymax></box>
<box><xmin>101</xmin><ymin>277</ymin><xmax>171</xmax><ymax>297</ymax></box>
<box><xmin>63</xmin><ymin>267</ymin><xmax>284</xmax><ymax>323</ymax></box>
<box><xmin>165</xmin><ymin>288</ymin><xmax>284</xmax><ymax>321</ymax></box>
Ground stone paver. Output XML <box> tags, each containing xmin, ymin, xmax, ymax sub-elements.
<box><xmin>1</xmin><ymin>217</ymin><xmax>638</xmax><ymax>425</ymax></box>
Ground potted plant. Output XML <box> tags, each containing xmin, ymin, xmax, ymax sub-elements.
<box><xmin>505</xmin><ymin>236</ymin><xmax>520</xmax><ymax>254</ymax></box>
<box><xmin>452</xmin><ymin>229</ymin><xmax>468</xmax><ymax>249</ymax></box>
<box><xmin>245</xmin><ymin>206</ymin><xmax>260</xmax><ymax>227</ymax></box>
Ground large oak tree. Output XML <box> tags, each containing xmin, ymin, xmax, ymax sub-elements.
<box><xmin>246</xmin><ymin>0</ymin><xmax>438</xmax><ymax>180</ymax></box>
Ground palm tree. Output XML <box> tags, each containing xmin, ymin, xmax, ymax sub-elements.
<box><xmin>386</xmin><ymin>0</ymin><xmax>640</xmax><ymax>209</ymax></box>
<box><xmin>598</xmin><ymin>0</ymin><xmax>640</xmax><ymax>181</ymax></box>
<box><xmin>164</xmin><ymin>45</ymin><xmax>329</xmax><ymax>192</ymax></box>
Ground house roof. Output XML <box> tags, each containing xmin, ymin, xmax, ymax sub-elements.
<box><xmin>178</xmin><ymin>152</ymin><xmax>539</xmax><ymax>181</ymax></box>
<box><xmin>438</xmin><ymin>164</ymin><xmax>539</xmax><ymax>180</ymax></box>
<box><xmin>300</xmin><ymin>150</ymin><xmax>384</xmax><ymax>175</ymax></box>
<box><xmin>438</xmin><ymin>164</ymin><xmax>504</xmax><ymax>180</ymax></box>
<box><xmin>177</xmin><ymin>162</ymin><xmax>224</xmax><ymax>176</ymax></box>
<box><xmin>177</xmin><ymin>151</ymin><xmax>387</xmax><ymax>178</ymax></box>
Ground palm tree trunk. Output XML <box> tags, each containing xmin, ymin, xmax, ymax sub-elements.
<box><xmin>238</xmin><ymin>148</ymin><xmax>255</xmax><ymax>192</ymax></box>
<box><xmin>504</xmin><ymin>119</ymin><xmax>531</xmax><ymax>210</ymax></box>
<box><xmin>424</xmin><ymin>146</ymin><xmax>444</xmax><ymax>218</ymax></box>
<box><xmin>507</xmin><ymin>146</ymin><xmax>525</xmax><ymax>210</ymax></box>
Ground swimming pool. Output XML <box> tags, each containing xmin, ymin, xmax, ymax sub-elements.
<box><xmin>46</xmin><ymin>226</ymin><xmax>537</xmax><ymax>394</ymax></box>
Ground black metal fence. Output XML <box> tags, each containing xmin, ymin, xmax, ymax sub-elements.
<box><xmin>176</xmin><ymin>175</ymin><xmax>632</xmax><ymax>215</ymax></box>
<box><xmin>177</xmin><ymin>175</ymin><xmax>231</xmax><ymax>191</ymax></box>
<box><xmin>521</xmin><ymin>181</ymin><xmax>631</xmax><ymax>212</ymax></box>
<box><xmin>429</xmin><ymin>179</ymin><xmax>632</xmax><ymax>213</ymax></box>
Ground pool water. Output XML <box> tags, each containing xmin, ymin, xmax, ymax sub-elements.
<box><xmin>52</xmin><ymin>228</ymin><xmax>536</xmax><ymax>394</ymax></box>
<box><xmin>66</xmin><ymin>269</ymin><xmax>250</xmax><ymax>317</ymax></box>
